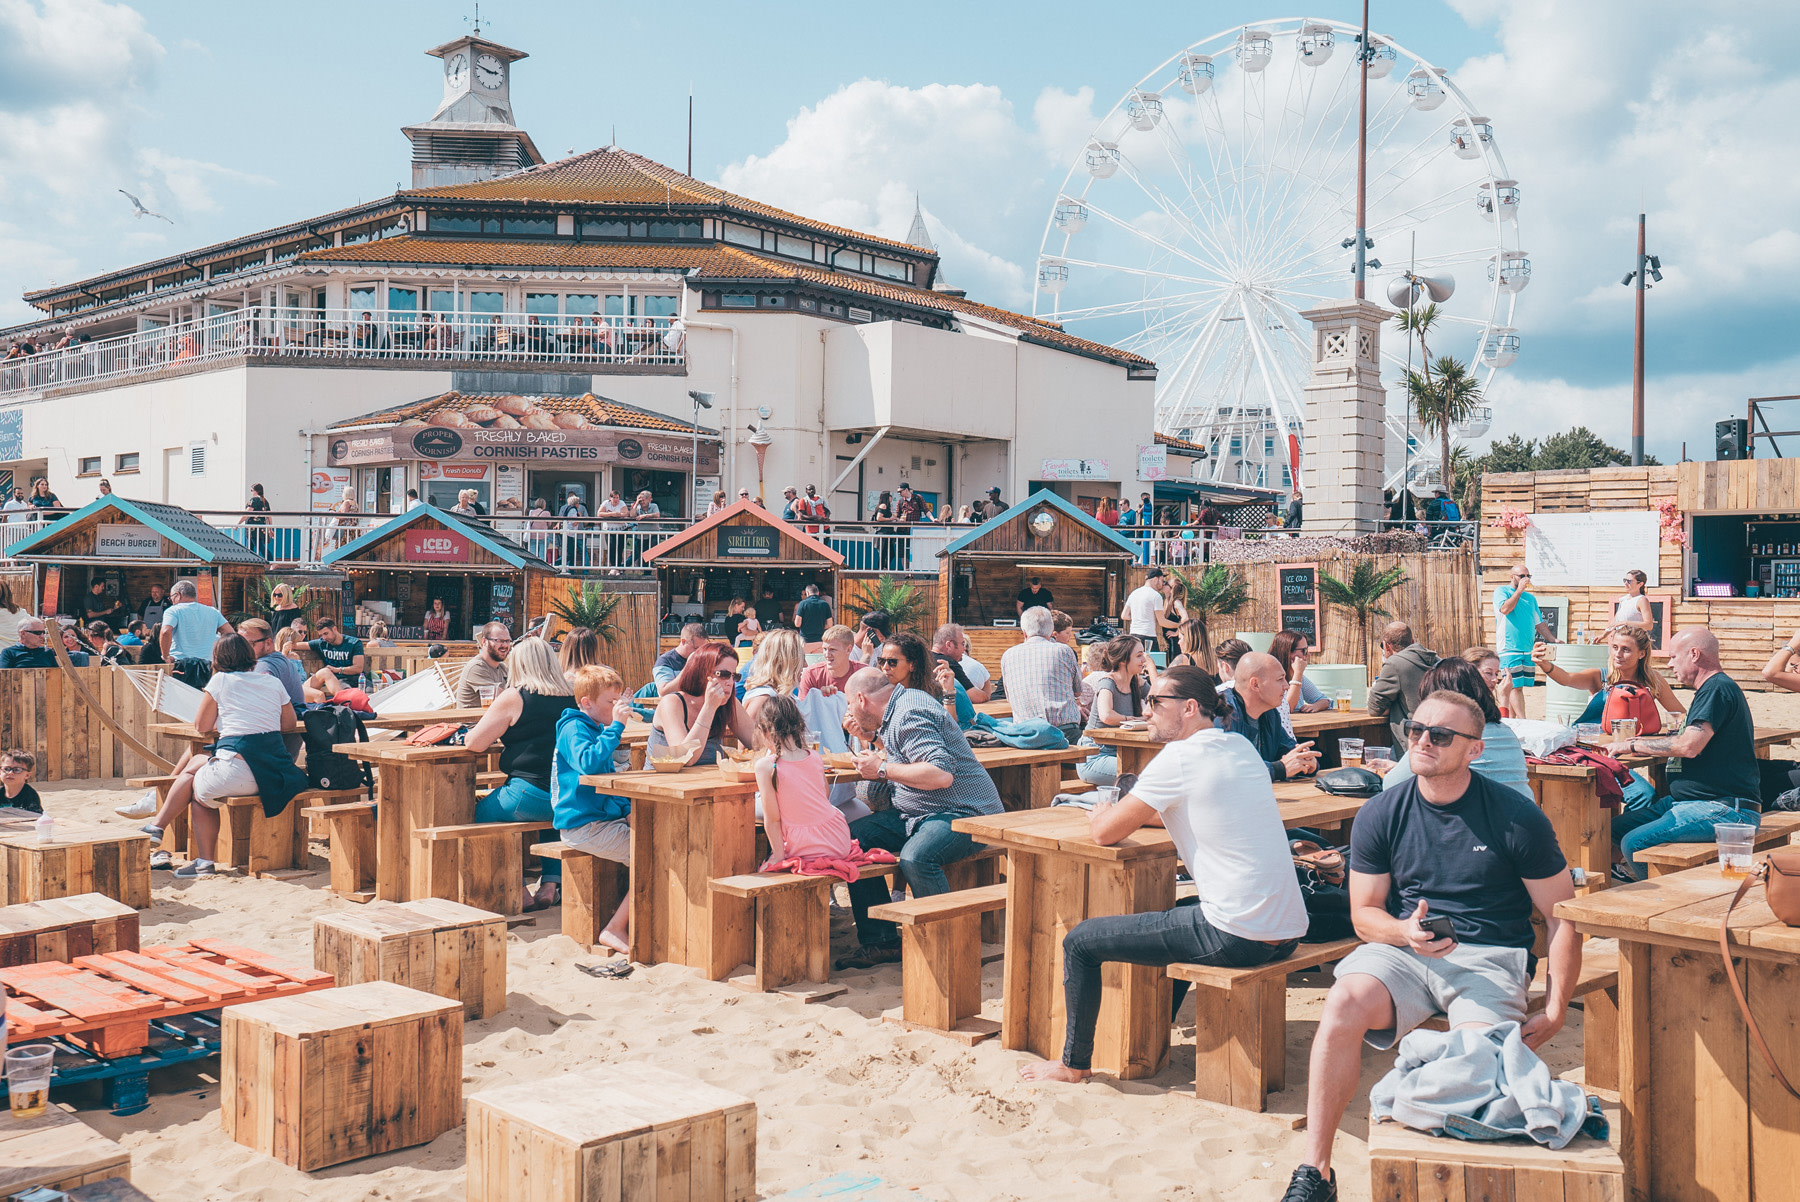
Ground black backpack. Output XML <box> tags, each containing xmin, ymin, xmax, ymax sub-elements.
<box><xmin>301</xmin><ymin>705</ymin><xmax>372</xmax><ymax>791</ymax></box>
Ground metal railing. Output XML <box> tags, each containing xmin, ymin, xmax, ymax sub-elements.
<box><xmin>0</xmin><ymin>307</ymin><xmax>686</xmax><ymax>396</ymax></box>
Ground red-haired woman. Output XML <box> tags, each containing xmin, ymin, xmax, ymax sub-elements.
<box><xmin>647</xmin><ymin>643</ymin><xmax>754</xmax><ymax>766</ymax></box>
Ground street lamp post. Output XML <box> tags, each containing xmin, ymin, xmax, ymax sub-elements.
<box><xmin>687</xmin><ymin>389</ymin><xmax>714</xmax><ymax>515</ymax></box>
<box><xmin>1620</xmin><ymin>214</ymin><xmax>1662</xmax><ymax>467</ymax></box>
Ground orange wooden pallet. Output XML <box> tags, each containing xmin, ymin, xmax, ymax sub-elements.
<box><xmin>1</xmin><ymin>938</ymin><xmax>334</xmax><ymax>1057</ymax></box>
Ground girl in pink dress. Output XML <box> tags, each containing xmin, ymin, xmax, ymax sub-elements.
<box><xmin>754</xmin><ymin>694</ymin><xmax>854</xmax><ymax>865</ymax></box>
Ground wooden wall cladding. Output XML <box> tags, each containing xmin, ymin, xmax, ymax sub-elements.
<box><xmin>0</xmin><ymin>665</ymin><xmax>179</xmax><ymax>782</ymax></box>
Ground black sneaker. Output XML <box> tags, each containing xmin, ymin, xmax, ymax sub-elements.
<box><xmin>1611</xmin><ymin>863</ymin><xmax>1638</xmax><ymax>884</ymax></box>
<box><xmin>833</xmin><ymin>942</ymin><xmax>901</xmax><ymax>971</ymax></box>
<box><xmin>1281</xmin><ymin>1165</ymin><xmax>1336</xmax><ymax>1202</ymax></box>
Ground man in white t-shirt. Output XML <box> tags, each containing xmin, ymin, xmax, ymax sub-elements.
<box><xmin>1020</xmin><ymin>664</ymin><xmax>1309</xmax><ymax>1084</ymax></box>
<box><xmin>1121</xmin><ymin>568</ymin><xmax>1168</xmax><ymax>639</ymax></box>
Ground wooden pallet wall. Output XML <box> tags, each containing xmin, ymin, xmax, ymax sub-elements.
<box><xmin>0</xmin><ymin>665</ymin><xmax>177</xmax><ymax>782</ymax></box>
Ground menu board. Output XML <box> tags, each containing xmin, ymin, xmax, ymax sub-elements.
<box><xmin>1277</xmin><ymin>563</ymin><xmax>1320</xmax><ymax>646</ymax></box>
<box><xmin>1524</xmin><ymin>512</ymin><xmax>1660</xmax><ymax>588</ymax></box>
<box><xmin>489</xmin><ymin>581</ymin><xmax>516</xmax><ymax>630</ymax></box>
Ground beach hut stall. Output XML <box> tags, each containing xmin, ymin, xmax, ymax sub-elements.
<box><xmin>640</xmin><ymin>500</ymin><xmax>844</xmax><ymax>641</ymax></box>
<box><xmin>938</xmin><ymin>490</ymin><xmax>1139</xmax><ymax>667</ymax></box>
<box><xmin>322</xmin><ymin>504</ymin><xmax>561</xmax><ymax>640</ymax></box>
<box><xmin>5</xmin><ymin>496</ymin><xmax>269</xmax><ymax>623</ymax></box>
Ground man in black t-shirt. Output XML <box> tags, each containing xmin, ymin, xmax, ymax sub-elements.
<box><xmin>795</xmin><ymin>583</ymin><xmax>833</xmax><ymax>648</ymax></box>
<box><xmin>307</xmin><ymin>620</ymin><xmax>366</xmax><ymax>682</ymax></box>
<box><xmin>83</xmin><ymin>579</ymin><xmax>122</xmax><ymax>628</ymax></box>
<box><xmin>1284</xmin><ymin>691</ymin><xmax>1578</xmax><ymax>1202</ymax></box>
<box><xmin>1015</xmin><ymin>576</ymin><xmax>1054</xmax><ymax>616</ymax></box>
<box><xmin>1607</xmin><ymin>626</ymin><xmax>1761</xmax><ymax>879</ymax></box>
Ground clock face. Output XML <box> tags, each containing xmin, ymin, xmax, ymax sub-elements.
<box><xmin>445</xmin><ymin>52</ymin><xmax>467</xmax><ymax>88</ymax></box>
<box><xmin>475</xmin><ymin>53</ymin><xmax>504</xmax><ymax>90</ymax></box>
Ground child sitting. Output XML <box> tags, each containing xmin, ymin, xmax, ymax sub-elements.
<box><xmin>754</xmin><ymin>694</ymin><xmax>853</xmax><ymax>867</ymax></box>
<box><xmin>1</xmin><ymin>749</ymin><xmax>41</xmax><ymax>814</ymax></box>
<box><xmin>553</xmin><ymin>665</ymin><xmax>639</xmax><ymax>956</ymax></box>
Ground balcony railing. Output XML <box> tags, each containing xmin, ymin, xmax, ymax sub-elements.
<box><xmin>0</xmin><ymin>307</ymin><xmax>685</xmax><ymax>396</ymax></box>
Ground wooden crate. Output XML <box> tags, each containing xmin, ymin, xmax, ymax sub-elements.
<box><xmin>221</xmin><ymin>980</ymin><xmax>464</xmax><ymax>1170</ymax></box>
<box><xmin>312</xmin><ymin>897</ymin><xmax>506</xmax><ymax>1020</ymax></box>
<box><xmin>0</xmin><ymin>892</ymin><xmax>138</xmax><ymax>966</ymax></box>
<box><xmin>0</xmin><ymin>821</ymin><xmax>152</xmax><ymax>908</ymax></box>
<box><xmin>467</xmin><ymin>1063</ymin><xmax>756</xmax><ymax>1202</ymax></box>
<box><xmin>0</xmin><ymin>1106</ymin><xmax>132</xmax><ymax>1197</ymax></box>
<box><xmin>1369</xmin><ymin>1119</ymin><xmax>1623</xmax><ymax>1202</ymax></box>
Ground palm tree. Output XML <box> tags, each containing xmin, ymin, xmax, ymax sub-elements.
<box><xmin>1165</xmin><ymin>565</ymin><xmax>1249</xmax><ymax>672</ymax></box>
<box><xmin>1392</xmin><ymin>303</ymin><xmax>1440</xmax><ymax>491</ymax></box>
<box><xmin>848</xmin><ymin>575</ymin><xmax>931</xmax><ymax>634</ymax></box>
<box><xmin>1408</xmin><ymin>355</ymin><xmax>1484</xmax><ymax>498</ymax></box>
<box><xmin>548</xmin><ymin>582</ymin><xmax>624</xmax><ymax>645</ymax></box>
<box><xmin>1317</xmin><ymin>560</ymin><xmax>1409</xmax><ymax>662</ymax></box>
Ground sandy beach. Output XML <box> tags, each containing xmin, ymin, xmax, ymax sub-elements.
<box><xmin>32</xmin><ymin>681</ymin><xmax>1786</xmax><ymax>1201</ymax></box>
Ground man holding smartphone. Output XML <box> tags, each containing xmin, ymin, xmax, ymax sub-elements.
<box><xmin>1282</xmin><ymin>691</ymin><xmax>1580</xmax><ymax>1202</ymax></box>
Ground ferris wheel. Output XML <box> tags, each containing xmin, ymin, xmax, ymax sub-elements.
<box><xmin>1034</xmin><ymin>19</ymin><xmax>1526</xmax><ymax>491</ymax></box>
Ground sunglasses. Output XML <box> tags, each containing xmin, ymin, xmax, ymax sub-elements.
<box><xmin>1403</xmin><ymin>720</ymin><xmax>1481</xmax><ymax>748</ymax></box>
<box><xmin>1144</xmin><ymin>694</ymin><xmax>1184</xmax><ymax>708</ymax></box>
<box><xmin>875</xmin><ymin>656</ymin><xmax>902</xmax><ymax>668</ymax></box>
<box><xmin>711</xmin><ymin>668</ymin><xmax>736</xmax><ymax>679</ymax></box>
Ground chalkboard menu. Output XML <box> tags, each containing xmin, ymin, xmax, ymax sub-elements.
<box><xmin>1277</xmin><ymin>562</ymin><xmax>1320</xmax><ymax>647</ymax></box>
<box><xmin>489</xmin><ymin>580</ymin><xmax>517</xmax><ymax>630</ymax></box>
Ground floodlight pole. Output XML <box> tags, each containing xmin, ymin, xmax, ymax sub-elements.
<box><xmin>1631</xmin><ymin>212</ymin><xmax>1646</xmax><ymax>466</ymax></box>
<box><xmin>1354</xmin><ymin>0</ymin><xmax>1370</xmax><ymax>300</ymax></box>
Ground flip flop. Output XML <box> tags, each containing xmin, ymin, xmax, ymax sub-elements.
<box><xmin>577</xmin><ymin>960</ymin><xmax>634</xmax><ymax>980</ymax></box>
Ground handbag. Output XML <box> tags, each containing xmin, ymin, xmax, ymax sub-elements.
<box><xmin>1291</xmin><ymin>838</ymin><xmax>1353</xmax><ymax>939</ymax></box>
<box><xmin>1719</xmin><ymin>848</ymin><xmax>1800</xmax><ymax>1102</ymax></box>
<box><xmin>407</xmin><ymin>722</ymin><xmax>465</xmax><ymax>746</ymax></box>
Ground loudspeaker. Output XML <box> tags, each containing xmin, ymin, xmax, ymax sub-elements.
<box><xmin>1716</xmin><ymin>418</ymin><xmax>1749</xmax><ymax>461</ymax></box>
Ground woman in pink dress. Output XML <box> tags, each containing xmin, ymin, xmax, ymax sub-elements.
<box><xmin>753</xmin><ymin>694</ymin><xmax>852</xmax><ymax>864</ymax></box>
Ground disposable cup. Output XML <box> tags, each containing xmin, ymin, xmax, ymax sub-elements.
<box><xmin>1093</xmin><ymin>786</ymin><xmax>1120</xmax><ymax>807</ymax></box>
<box><xmin>1339</xmin><ymin>738</ymin><xmax>1364</xmax><ymax>769</ymax></box>
<box><xmin>1717</xmin><ymin>822</ymin><xmax>1757</xmax><ymax>879</ymax></box>
<box><xmin>4</xmin><ymin>1044</ymin><xmax>53</xmax><ymax>1119</ymax></box>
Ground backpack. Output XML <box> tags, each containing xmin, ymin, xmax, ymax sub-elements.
<box><xmin>1601</xmin><ymin>683</ymin><xmax>1661</xmax><ymax>737</ymax></box>
<box><xmin>301</xmin><ymin>705</ymin><xmax>372</xmax><ymax>791</ymax></box>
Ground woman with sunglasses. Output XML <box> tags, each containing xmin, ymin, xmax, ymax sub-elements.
<box><xmin>1614</xmin><ymin>570</ymin><xmax>1652</xmax><ymax>629</ymax></box>
<box><xmin>1372</xmin><ymin>657</ymin><xmax>1532</xmax><ymax>799</ymax></box>
<box><xmin>1531</xmin><ymin>623</ymin><xmax>1682</xmax><ymax>734</ymax></box>
<box><xmin>1268</xmin><ymin>628</ymin><xmax>1333</xmax><ymax>726</ymax></box>
<box><xmin>647</xmin><ymin>643</ymin><xmax>753</xmax><ymax>767</ymax></box>
<box><xmin>876</xmin><ymin>633</ymin><xmax>975</xmax><ymax>728</ymax></box>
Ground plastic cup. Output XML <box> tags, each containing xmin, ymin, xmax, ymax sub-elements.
<box><xmin>476</xmin><ymin>685</ymin><xmax>497</xmax><ymax>705</ymax></box>
<box><xmin>1364</xmin><ymin>745</ymin><xmax>1392</xmax><ymax>773</ymax></box>
<box><xmin>4</xmin><ymin>1044</ymin><xmax>53</xmax><ymax>1119</ymax></box>
<box><xmin>1335</xmin><ymin>689</ymin><xmax>1352</xmax><ymax>712</ymax></box>
<box><xmin>1717</xmin><ymin>822</ymin><xmax>1757</xmax><ymax>878</ymax></box>
<box><xmin>805</xmin><ymin>730</ymin><xmax>822</xmax><ymax>752</ymax></box>
<box><xmin>1093</xmin><ymin>786</ymin><xmax>1120</xmax><ymax>807</ymax></box>
<box><xmin>1611</xmin><ymin>717</ymin><xmax>1639</xmax><ymax>742</ymax></box>
<box><xmin>1575</xmin><ymin>722</ymin><xmax>1604</xmax><ymax>747</ymax></box>
<box><xmin>1339</xmin><ymin>738</ymin><xmax>1364</xmax><ymax>769</ymax></box>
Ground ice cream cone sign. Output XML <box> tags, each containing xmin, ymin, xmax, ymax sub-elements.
<box><xmin>748</xmin><ymin>423</ymin><xmax>773</xmax><ymax>504</ymax></box>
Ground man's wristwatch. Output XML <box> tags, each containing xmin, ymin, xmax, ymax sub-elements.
<box><xmin>876</xmin><ymin>762</ymin><xmax>888</xmax><ymax>781</ymax></box>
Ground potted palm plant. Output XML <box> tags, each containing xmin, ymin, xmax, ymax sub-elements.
<box><xmin>548</xmin><ymin>582</ymin><xmax>625</xmax><ymax>646</ymax></box>
<box><xmin>846</xmin><ymin>575</ymin><xmax>931</xmax><ymax>634</ymax></box>
<box><xmin>1164</xmin><ymin>564</ymin><xmax>1249</xmax><ymax>673</ymax></box>
<box><xmin>1316</xmin><ymin>560</ymin><xmax>1410</xmax><ymax>667</ymax></box>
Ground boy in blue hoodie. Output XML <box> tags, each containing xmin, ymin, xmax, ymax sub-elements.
<box><xmin>554</xmin><ymin>665</ymin><xmax>638</xmax><ymax>955</ymax></box>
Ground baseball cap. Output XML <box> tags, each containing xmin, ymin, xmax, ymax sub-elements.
<box><xmin>987</xmin><ymin>486</ymin><xmax>1002</xmax><ymax>496</ymax></box>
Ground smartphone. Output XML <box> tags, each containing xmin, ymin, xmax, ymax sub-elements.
<box><xmin>1421</xmin><ymin>915</ymin><xmax>1457</xmax><ymax>942</ymax></box>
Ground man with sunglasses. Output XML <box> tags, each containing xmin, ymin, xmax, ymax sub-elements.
<box><xmin>1493</xmin><ymin>564</ymin><xmax>1542</xmax><ymax>719</ymax></box>
<box><xmin>1020</xmin><ymin>666</ymin><xmax>1307</xmax><ymax>1086</ymax></box>
<box><xmin>1284</xmin><ymin>691</ymin><xmax>1577</xmax><ymax>1202</ymax></box>
<box><xmin>0</xmin><ymin>619</ymin><xmax>56</xmax><ymax>668</ymax></box>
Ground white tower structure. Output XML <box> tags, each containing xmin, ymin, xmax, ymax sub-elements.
<box><xmin>1299</xmin><ymin>299</ymin><xmax>1389</xmax><ymax>534</ymax></box>
<box><xmin>403</xmin><ymin>34</ymin><xmax>544</xmax><ymax>187</ymax></box>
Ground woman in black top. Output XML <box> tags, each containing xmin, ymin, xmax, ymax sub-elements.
<box><xmin>29</xmin><ymin>479</ymin><xmax>60</xmax><ymax>509</ymax></box>
<box><xmin>464</xmin><ymin>636</ymin><xmax>577</xmax><ymax>909</ymax></box>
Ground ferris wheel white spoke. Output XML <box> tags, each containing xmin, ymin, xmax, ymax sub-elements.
<box><xmin>1112</xmin><ymin>153</ymin><xmax>1239</xmax><ymax>267</ymax></box>
<box><xmin>1147</xmin><ymin>111</ymin><xmax>1239</xmax><ymax>254</ymax></box>
<box><xmin>1081</xmin><ymin>185</ymin><xmax>1236</xmax><ymax>282</ymax></box>
<box><xmin>1057</xmin><ymin>257</ymin><xmax>1234</xmax><ymax>290</ymax></box>
<box><xmin>1249</xmin><ymin>58</ymin><xmax>1362</xmax><ymax>273</ymax></box>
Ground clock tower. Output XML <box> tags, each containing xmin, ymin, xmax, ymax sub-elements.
<box><xmin>403</xmin><ymin>34</ymin><xmax>545</xmax><ymax>188</ymax></box>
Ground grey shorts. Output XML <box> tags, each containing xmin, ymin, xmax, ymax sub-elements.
<box><xmin>1334</xmin><ymin>941</ymin><xmax>1530</xmax><ymax>1050</ymax></box>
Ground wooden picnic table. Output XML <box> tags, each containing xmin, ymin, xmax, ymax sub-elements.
<box><xmin>952</xmin><ymin>782</ymin><xmax>1366</xmax><ymax>1078</ymax></box>
<box><xmin>822</xmin><ymin>744</ymin><xmax>1091</xmax><ymax>810</ymax></box>
<box><xmin>1555</xmin><ymin>858</ymin><xmax>1800</xmax><ymax>1202</ymax></box>
<box><xmin>1085</xmin><ymin>708</ymin><xmax>1390</xmax><ymax>779</ymax></box>
<box><xmin>577</xmin><ymin>765</ymin><xmax>758</xmax><ymax>978</ymax></box>
<box><xmin>337</xmin><ymin>742</ymin><xmax>488</xmax><ymax>904</ymax></box>
<box><xmin>361</xmin><ymin>708</ymin><xmax>487</xmax><ymax>733</ymax></box>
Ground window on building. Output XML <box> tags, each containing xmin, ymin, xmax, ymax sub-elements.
<box><xmin>433</xmin><ymin>215</ymin><xmax>499</xmax><ymax>234</ymax></box>
<box><xmin>873</xmin><ymin>257</ymin><xmax>908</xmax><ymax>281</ymax></box>
<box><xmin>524</xmin><ymin>293</ymin><xmax>559</xmax><ymax>315</ymax></box>
<box><xmin>797</xmin><ymin>297</ymin><xmax>817</xmax><ymax>310</ymax></box>
<box><xmin>648</xmin><ymin>220</ymin><xmax>702</xmax><ymax>239</ymax></box>
<box><xmin>388</xmin><ymin>287</ymin><xmax>419</xmax><ymax>314</ymax></box>
<box><xmin>502</xmin><ymin>216</ymin><xmax>555</xmax><ymax>236</ymax></box>
<box><xmin>604</xmin><ymin>294</ymin><xmax>636</xmax><ymax>317</ymax></box>
<box><xmin>722</xmin><ymin>223</ymin><xmax>763</xmax><ymax>249</ymax></box>
<box><xmin>428</xmin><ymin>290</ymin><xmax>457</xmax><ymax>313</ymax></box>
<box><xmin>579</xmin><ymin>219</ymin><xmax>629</xmax><ymax>238</ymax></box>
<box><xmin>467</xmin><ymin>291</ymin><xmax>504</xmax><ymax>314</ymax></box>
<box><xmin>763</xmin><ymin>295</ymin><xmax>786</xmax><ymax>307</ymax></box>
<box><xmin>349</xmin><ymin>285</ymin><xmax>378</xmax><ymax>313</ymax></box>
<box><xmin>115</xmin><ymin>452</ymin><xmax>139</xmax><ymax>473</ymax></box>
<box><xmin>776</xmin><ymin>234</ymin><xmax>812</xmax><ymax>260</ymax></box>
<box><xmin>641</xmin><ymin>295</ymin><xmax>679</xmax><ymax>317</ymax></box>
<box><xmin>78</xmin><ymin>457</ymin><xmax>101</xmax><ymax>476</ymax></box>
<box><xmin>565</xmin><ymin>294</ymin><xmax>599</xmax><ymax>316</ymax></box>
<box><xmin>721</xmin><ymin>294</ymin><xmax>756</xmax><ymax>308</ymax></box>
<box><xmin>831</xmin><ymin>248</ymin><xmax>864</xmax><ymax>272</ymax></box>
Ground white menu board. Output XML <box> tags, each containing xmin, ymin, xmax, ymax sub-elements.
<box><xmin>1524</xmin><ymin>511</ymin><xmax>1661</xmax><ymax>588</ymax></box>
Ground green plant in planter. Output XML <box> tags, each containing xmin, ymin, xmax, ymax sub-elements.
<box><xmin>1164</xmin><ymin>565</ymin><xmax>1250</xmax><ymax>672</ymax></box>
<box><xmin>549</xmin><ymin>582</ymin><xmax>624</xmax><ymax>645</ymax></box>
<box><xmin>1317</xmin><ymin>560</ymin><xmax>1409</xmax><ymax>655</ymax></box>
<box><xmin>846</xmin><ymin>575</ymin><xmax>931</xmax><ymax>634</ymax></box>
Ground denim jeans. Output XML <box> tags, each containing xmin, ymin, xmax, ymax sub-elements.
<box><xmin>846</xmin><ymin>809</ymin><xmax>984</xmax><ymax>945</ymax></box>
<box><xmin>1611</xmin><ymin>795</ymin><xmax>1761</xmax><ymax>879</ymax></box>
<box><xmin>1059</xmin><ymin>898</ymin><xmax>1295</xmax><ymax>1070</ymax></box>
<box><xmin>476</xmin><ymin>777</ymin><xmax>561</xmax><ymax>879</ymax></box>
<box><xmin>1075</xmin><ymin>746</ymin><xmax>1119</xmax><ymax>786</ymax></box>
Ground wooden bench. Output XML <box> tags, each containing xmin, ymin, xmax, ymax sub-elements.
<box><xmin>869</xmin><ymin>883</ymin><xmax>1008</xmax><ymax>1044</ymax></box>
<box><xmin>942</xmin><ymin>845</ymin><xmax>1006</xmax><ymax>942</ymax></box>
<box><xmin>303</xmin><ymin>800</ymin><xmax>378</xmax><ymax>902</ymax></box>
<box><xmin>1635</xmin><ymin>810</ymin><xmax>1800</xmax><ymax>876</ymax></box>
<box><xmin>129</xmin><ymin>775</ymin><xmax>362</xmax><ymax>875</ymax></box>
<box><xmin>1166</xmin><ymin>936</ymin><xmax>1363</xmax><ymax>1111</ymax></box>
<box><xmin>1370</xmin><ymin>1119</ymin><xmax>1621</xmax><ymax>1201</ymax></box>
<box><xmin>475</xmin><ymin>771</ymin><xmax>506</xmax><ymax>791</ymax></box>
<box><xmin>530</xmin><ymin>841</ymin><xmax>628</xmax><ymax>952</ymax></box>
<box><xmin>411</xmin><ymin>820</ymin><xmax>552</xmax><ymax>916</ymax></box>
<box><xmin>709</xmin><ymin>861</ymin><xmax>902</xmax><ymax>1000</ymax></box>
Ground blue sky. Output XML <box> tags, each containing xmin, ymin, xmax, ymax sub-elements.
<box><xmin>4</xmin><ymin>0</ymin><xmax>1797</xmax><ymax>463</ymax></box>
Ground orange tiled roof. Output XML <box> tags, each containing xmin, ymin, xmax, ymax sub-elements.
<box><xmin>401</xmin><ymin>147</ymin><xmax>930</xmax><ymax>255</ymax></box>
<box><xmin>295</xmin><ymin>238</ymin><xmax>1153</xmax><ymax>371</ymax></box>
<box><xmin>325</xmin><ymin>391</ymin><xmax>714</xmax><ymax>435</ymax></box>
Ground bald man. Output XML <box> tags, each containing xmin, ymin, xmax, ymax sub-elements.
<box><xmin>1606</xmin><ymin>626</ymin><xmax>1761</xmax><ymax>879</ymax></box>
<box><xmin>1493</xmin><ymin>565</ymin><xmax>1541</xmax><ymax>717</ymax></box>
<box><xmin>1222</xmin><ymin>652</ymin><xmax>1318</xmax><ymax>780</ymax></box>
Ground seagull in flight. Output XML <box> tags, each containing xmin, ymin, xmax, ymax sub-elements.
<box><xmin>118</xmin><ymin>189</ymin><xmax>173</xmax><ymax>223</ymax></box>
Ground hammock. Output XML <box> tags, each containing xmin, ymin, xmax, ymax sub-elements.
<box><xmin>367</xmin><ymin>663</ymin><xmax>457</xmax><ymax>714</ymax></box>
<box><xmin>112</xmin><ymin>664</ymin><xmax>206</xmax><ymax>723</ymax></box>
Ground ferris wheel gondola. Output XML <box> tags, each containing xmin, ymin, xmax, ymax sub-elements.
<box><xmin>1034</xmin><ymin>18</ymin><xmax>1526</xmax><ymax>491</ymax></box>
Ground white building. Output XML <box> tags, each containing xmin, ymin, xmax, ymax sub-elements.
<box><xmin>0</xmin><ymin>31</ymin><xmax>1155</xmax><ymax>532</ymax></box>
